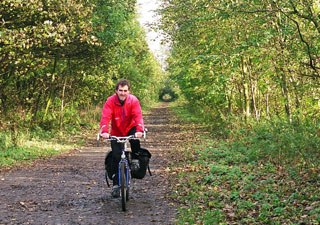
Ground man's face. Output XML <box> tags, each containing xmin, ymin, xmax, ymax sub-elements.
<box><xmin>116</xmin><ymin>85</ymin><xmax>130</xmax><ymax>101</ymax></box>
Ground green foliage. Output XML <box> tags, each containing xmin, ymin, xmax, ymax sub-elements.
<box><xmin>159</xmin><ymin>0</ymin><xmax>320</xmax><ymax>122</ymax></box>
<box><xmin>0</xmin><ymin>0</ymin><xmax>164</xmax><ymax>136</ymax></box>
<box><xmin>215</xmin><ymin>117</ymin><xmax>320</xmax><ymax>174</ymax></box>
<box><xmin>161</xmin><ymin>3</ymin><xmax>320</xmax><ymax>221</ymax></box>
<box><xmin>0</xmin><ymin>103</ymin><xmax>100</xmax><ymax>168</ymax></box>
<box><xmin>169</xmin><ymin>103</ymin><xmax>320</xmax><ymax>224</ymax></box>
<box><xmin>0</xmin><ymin>127</ymin><xmax>77</xmax><ymax>168</ymax></box>
<box><xmin>0</xmin><ymin>145</ymin><xmax>59</xmax><ymax>166</ymax></box>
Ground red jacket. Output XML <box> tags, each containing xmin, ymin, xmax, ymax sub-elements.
<box><xmin>100</xmin><ymin>94</ymin><xmax>144</xmax><ymax>136</ymax></box>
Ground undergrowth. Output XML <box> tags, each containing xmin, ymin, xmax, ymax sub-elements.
<box><xmin>0</xmin><ymin>105</ymin><xmax>101</xmax><ymax>168</ymax></box>
<box><xmin>169</xmin><ymin>101</ymin><xmax>320</xmax><ymax>224</ymax></box>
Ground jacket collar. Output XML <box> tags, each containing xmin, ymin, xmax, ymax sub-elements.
<box><xmin>113</xmin><ymin>94</ymin><xmax>132</xmax><ymax>106</ymax></box>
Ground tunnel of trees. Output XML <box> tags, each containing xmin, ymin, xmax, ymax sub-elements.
<box><xmin>159</xmin><ymin>86</ymin><xmax>177</xmax><ymax>102</ymax></box>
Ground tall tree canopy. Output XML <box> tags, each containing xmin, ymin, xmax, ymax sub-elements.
<box><xmin>0</xmin><ymin>0</ymin><xmax>163</xmax><ymax>129</ymax></box>
<box><xmin>159</xmin><ymin>0</ymin><xmax>320</xmax><ymax>121</ymax></box>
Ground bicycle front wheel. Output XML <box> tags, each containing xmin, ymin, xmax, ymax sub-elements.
<box><xmin>120</xmin><ymin>162</ymin><xmax>127</xmax><ymax>211</ymax></box>
<box><xmin>126</xmin><ymin>169</ymin><xmax>130</xmax><ymax>202</ymax></box>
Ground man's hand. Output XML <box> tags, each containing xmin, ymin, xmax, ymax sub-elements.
<box><xmin>101</xmin><ymin>133</ymin><xmax>110</xmax><ymax>139</ymax></box>
<box><xmin>135</xmin><ymin>132</ymin><xmax>143</xmax><ymax>138</ymax></box>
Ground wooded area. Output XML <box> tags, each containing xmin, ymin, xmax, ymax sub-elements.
<box><xmin>0</xmin><ymin>0</ymin><xmax>164</xmax><ymax>134</ymax></box>
<box><xmin>156</xmin><ymin>1</ymin><xmax>320</xmax><ymax>223</ymax></box>
<box><xmin>159</xmin><ymin>0</ymin><xmax>320</xmax><ymax>121</ymax></box>
<box><xmin>157</xmin><ymin>0</ymin><xmax>320</xmax><ymax>170</ymax></box>
<box><xmin>0</xmin><ymin>0</ymin><xmax>319</xmax><ymax>224</ymax></box>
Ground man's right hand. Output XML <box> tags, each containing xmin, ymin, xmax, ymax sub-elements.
<box><xmin>101</xmin><ymin>133</ymin><xmax>110</xmax><ymax>139</ymax></box>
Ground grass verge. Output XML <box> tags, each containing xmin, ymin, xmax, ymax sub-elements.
<box><xmin>0</xmin><ymin>105</ymin><xmax>101</xmax><ymax>169</ymax></box>
<box><xmin>0</xmin><ymin>127</ymin><xmax>90</xmax><ymax>169</ymax></box>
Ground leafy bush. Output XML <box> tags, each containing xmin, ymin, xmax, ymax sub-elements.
<box><xmin>229</xmin><ymin>118</ymin><xmax>320</xmax><ymax>169</ymax></box>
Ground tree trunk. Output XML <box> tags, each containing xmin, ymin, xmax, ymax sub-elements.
<box><xmin>241</xmin><ymin>56</ymin><xmax>250</xmax><ymax>119</ymax></box>
<box><xmin>280</xmin><ymin>71</ymin><xmax>292</xmax><ymax>122</ymax></box>
<box><xmin>238</xmin><ymin>83</ymin><xmax>243</xmax><ymax>115</ymax></box>
<box><xmin>246</xmin><ymin>59</ymin><xmax>259</xmax><ymax>120</ymax></box>
<box><xmin>59</xmin><ymin>76</ymin><xmax>67</xmax><ymax>130</ymax></box>
<box><xmin>43</xmin><ymin>57</ymin><xmax>57</xmax><ymax>122</ymax></box>
<box><xmin>266</xmin><ymin>85</ymin><xmax>270</xmax><ymax>118</ymax></box>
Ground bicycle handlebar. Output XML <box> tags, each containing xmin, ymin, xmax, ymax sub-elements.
<box><xmin>107</xmin><ymin>135</ymin><xmax>138</xmax><ymax>143</ymax></box>
<box><xmin>97</xmin><ymin>125</ymin><xmax>148</xmax><ymax>145</ymax></box>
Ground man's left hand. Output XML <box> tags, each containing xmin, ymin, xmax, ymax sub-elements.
<box><xmin>135</xmin><ymin>132</ymin><xmax>143</xmax><ymax>138</ymax></box>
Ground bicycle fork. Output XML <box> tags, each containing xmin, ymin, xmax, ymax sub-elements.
<box><xmin>118</xmin><ymin>150</ymin><xmax>130</xmax><ymax>188</ymax></box>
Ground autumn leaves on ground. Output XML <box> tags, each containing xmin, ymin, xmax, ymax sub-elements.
<box><xmin>1</xmin><ymin>102</ymin><xmax>320</xmax><ymax>224</ymax></box>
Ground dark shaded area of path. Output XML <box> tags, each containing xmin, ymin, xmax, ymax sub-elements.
<box><xmin>0</xmin><ymin>102</ymin><xmax>178</xmax><ymax>225</ymax></box>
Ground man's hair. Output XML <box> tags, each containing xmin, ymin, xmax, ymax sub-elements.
<box><xmin>115</xmin><ymin>79</ymin><xmax>130</xmax><ymax>90</ymax></box>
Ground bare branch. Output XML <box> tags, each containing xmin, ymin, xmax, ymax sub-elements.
<box><xmin>272</xmin><ymin>1</ymin><xmax>320</xmax><ymax>76</ymax></box>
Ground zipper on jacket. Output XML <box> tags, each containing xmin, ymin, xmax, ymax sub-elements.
<box><xmin>121</xmin><ymin>105</ymin><xmax>125</xmax><ymax>123</ymax></box>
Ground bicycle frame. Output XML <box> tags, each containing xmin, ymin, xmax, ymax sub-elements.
<box><xmin>118</xmin><ymin>141</ymin><xmax>131</xmax><ymax>190</ymax></box>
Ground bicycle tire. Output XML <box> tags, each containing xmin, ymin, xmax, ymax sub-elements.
<box><xmin>120</xmin><ymin>162</ymin><xmax>127</xmax><ymax>211</ymax></box>
<box><xmin>126</xmin><ymin>169</ymin><xmax>130</xmax><ymax>201</ymax></box>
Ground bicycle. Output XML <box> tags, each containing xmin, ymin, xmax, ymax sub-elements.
<box><xmin>97</xmin><ymin>126</ymin><xmax>147</xmax><ymax>211</ymax></box>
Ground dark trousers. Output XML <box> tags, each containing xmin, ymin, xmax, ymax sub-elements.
<box><xmin>110</xmin><ymin>127</ymin><xmax>141</xmax><ymax>185</ymax></box>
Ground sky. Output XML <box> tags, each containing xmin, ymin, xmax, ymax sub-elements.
<box><xmin>136</xmin><ymin>0</ymin><xmax>169</xmax><ymax>69</ymax></box>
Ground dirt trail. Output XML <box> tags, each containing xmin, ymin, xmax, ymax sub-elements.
<box><xmin>0</xmin><ymin>102</ymin><xmax>179</xmax><ymax>225</ymax></box>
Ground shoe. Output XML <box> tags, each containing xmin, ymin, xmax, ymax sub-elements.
<box><xmin>112</xmin><ymin>185</ymin><xmax>120</xmax><ymax>198</ymax></box>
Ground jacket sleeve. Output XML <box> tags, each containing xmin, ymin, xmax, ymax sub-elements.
<box><xmin>132</xmin><ymin>97</ymin><xmax>144</xmax><ymax>132</ymax></box>
<box><xmin>100</xmin><ymin>98</ymin><xmax>113</xmax><ymax>133</ymax></box>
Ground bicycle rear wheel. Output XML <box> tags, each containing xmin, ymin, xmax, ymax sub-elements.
<box><xmin>120</xmin><ymin>162</ymin><xmax>127</xmax><ymax>211</ymax></box>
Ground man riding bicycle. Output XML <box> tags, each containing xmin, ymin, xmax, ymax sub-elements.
<box><xmin>100</xmin><ymin>79</ymin><xmax>144</xmax><ymax>198</ymax></box>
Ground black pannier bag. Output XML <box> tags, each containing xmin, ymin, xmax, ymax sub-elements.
<box><xmin>104</xmin><ymin>148</ymin><xmax>152</xmax><ymax>183</ymax></box>
<box><xmin>104</xmin><ymin>150</ymin><xmax>132</xmax><ymax>181</ymax></box>
<box><xmin>131</xmin><ymin>147</ymin><xmax>152</xmax><ymax>179</ymax></box>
